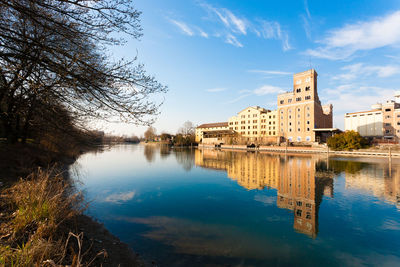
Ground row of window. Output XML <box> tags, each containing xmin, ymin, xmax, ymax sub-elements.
<box><xmin>239</xmin><ymin>131</ymin><xmax>276</xmax><ymax>135</ymax></box>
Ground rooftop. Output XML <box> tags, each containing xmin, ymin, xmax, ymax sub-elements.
<box><xmin>197</xmin><ymin>122</ymin><xmax>228</xmax><ymax>129</ymax></box>
<box><xmin>345</xmin><ymin>109</ymin><xmax>381</xmax><ymax>115</ymax></box>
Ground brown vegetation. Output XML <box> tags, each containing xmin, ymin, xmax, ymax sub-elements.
<box><xmin>0</xmin><ymin>167</ymin><xmax>142</xmax><ymax>266</ymax></box>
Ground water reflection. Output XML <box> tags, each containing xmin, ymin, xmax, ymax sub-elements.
<box><xmin>76</xmin><ymin>145</ymin><xmax>400</xmax><ymax>266</ymax></box>
<box><xmin>194</xmin><ymin>149</ymin><xmax>400</xmax><ymax>238</ymax></box>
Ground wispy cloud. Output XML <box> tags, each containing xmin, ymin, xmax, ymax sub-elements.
<box><xmin>169</xmin><ymin>19</ymin><xmax>209</xmax><ymax>38</ymax></box>
<box><xmin>225</xmin><ymin>34</ymin><xmax>243</xmax><ymax>47</ymax></box>
<box><xmin>200</xmin><ymin>3</ymin><xmax>248</xmax><ymax>35</ymax></box>
<box><xmin>253</xmin><ymin>85</ymin><xmax>285</xmax><ymax>95</ymax></box>
<box><xmin>206</xmin><ymin>87</ymin><xmax>226</xmax><ymax>93</ymax></box>
<box><xmin>226</xmin><ymin>84</ymin><xmax>285</xmax><ymax>103</ymax></box>
<box><xmin>258</xmin><ymin>20</ymin><xmax>291</xmax><ymax>51</ymax></box>
<box><xmin>169</xmin><ymin>19</ymin><xmax>194</xmax><ymax>36</ymax></box>
<box><xmin>249</xmin><ymin>70</ymin><xmax>292</xmax><ymax>75</ymax></box>
<box><xmin>306</xmin><ymin>10</ymin><xmax>400</xmax><ymax>60</ymax></box>
<box><xmin>196</xmin><ymin>2</ymin><xmax>291</xmax><ymax>50</ymax></box>
<box><xmin>332</xmin><ymin>63</ymin><xmax>400</xmax><ymax>81</ymax></box>
<box><xmin>226</xmin><ymin>93</ymin><xmax>252</xmax><ymax>104</ymax></box>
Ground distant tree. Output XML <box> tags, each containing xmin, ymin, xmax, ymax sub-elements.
<box><xmin>160</xmin><ymin>133</ymin><xmax>172</xmax><ymax>141</ymax></box>
<box><xmin>144</xmin><ymin>126</ymin><xmax>156</xmax><ymax>141</ymax></box>
<box><xmin>179</xmin><ymin>121</ymin><xmax>195</xmax><ymax>136</ymax></box>
<box><xmin>327</xmin><ymin>131</ymin><xmax>369</xmax><ymax>151</ymax></box>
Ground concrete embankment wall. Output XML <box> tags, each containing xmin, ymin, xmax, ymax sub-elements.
<box><xmin>198</xmin><ymin>144</ymin><xmax>400</xmax><ymax>158</ymax></box>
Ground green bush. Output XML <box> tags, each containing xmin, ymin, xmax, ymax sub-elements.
<box><xmin>327</xmin><ymin>131</ymin><xmax>369</xmax><ymax>151</ymax></box>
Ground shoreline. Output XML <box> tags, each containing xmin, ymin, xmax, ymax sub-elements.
<box><xmin>198</xmin><ymin>144</ymin><xmax>400</xmax><ymax>158</ymax></box>
<box><xmin>0</xmin><ymin>143</ymin><xmax>144</xmax><ymax>266</ymax></box>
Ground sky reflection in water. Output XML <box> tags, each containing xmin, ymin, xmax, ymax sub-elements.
<box><xmin>72</xmin><ymin>144</ymin><xmax>400</xmax><ymax>266</ymax></box>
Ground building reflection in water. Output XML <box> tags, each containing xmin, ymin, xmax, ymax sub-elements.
<box><xmin>194</xmin><ymin>149</ymin><xmax>400</xmax><ymax>237</ymax></box>
<box><xmin>194</xmin><ymin>149</ymin><xmax>334</xmax><ymax>238</ymax></box>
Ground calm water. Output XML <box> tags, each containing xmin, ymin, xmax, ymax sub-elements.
<box><xmin>72</xmin><ymin>144</ymin><xmax>400</xmax><ymax>266</ymax></box>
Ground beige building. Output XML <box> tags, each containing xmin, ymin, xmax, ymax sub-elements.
<box><xmin>195</xmin><ymin>122</ymin><xmax>229</xmax><ymax>143</ymax></box>
<box><xmin>277</xmin><ymin>69</ymin><xmax>333</xmax><ymax>143</ymax></box>
<box><xmin>228</xmin><ymin>106</ymin><xmax>278</xmax><ymax>142</ymax></box>
<box><xmin>345</xmin><ymin>96</ymin><xmax>400</xmax><ymax>140</ymax></box>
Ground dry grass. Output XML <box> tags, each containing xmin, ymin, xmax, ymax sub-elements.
<box><xmin>0</xmin><ymin>167</ymin><xmax>101</xmax><ymax>266</ymax></box>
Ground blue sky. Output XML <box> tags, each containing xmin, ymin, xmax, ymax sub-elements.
<box><xmin>102</xmin><ymin>0</ymin><xmax>400</xmax><ymax>136</ymax></box>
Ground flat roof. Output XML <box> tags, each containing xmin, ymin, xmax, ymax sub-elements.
<box><xmin>346</xmin><ymin>109</ymin><xmax>381</xmax><ymax>115</ymax></box>
<box><xmin>312</xmin><ymin>128</ymin><xmax>342</xmax><ymax>132</ymax></box>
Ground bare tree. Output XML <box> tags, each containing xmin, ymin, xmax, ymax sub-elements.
<box><xmin>0</xmin><ymin>0</ymin><xmax>167</xmax><ymax>143</ymax></box>
<box><xmin>144</xmin><ymin>126</ymin><xmax>156</xmax><ymax>141</ymax></box>
<box><xmin>178</xmin><ymin>121</ymin><xmax>195</xmax><ymax>136</ymax></box>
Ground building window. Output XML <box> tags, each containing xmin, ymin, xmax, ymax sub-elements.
<box><xmin>307</xmin><ymin>128</ymin><xmax>310</xmax><ymax>131</ymax></box>
<box><xmin>273</xmin><ymin>131</ymin><xmax>276</xmax><ymax>135</ymax></box>
<box><xmin>253</xmin><ymin>120</ymin><xmax>257</xmax><ymax>123</ymax></box>
<box><xmin>305</xmin><ymin>86</ymin><xmax>310</xmax><ymax>91</ymax></box>
<box><xmin>386</xmin><ymin>116</ymin><xmax>391</xmax><ymax>119</ymax></box>
<box><xmin>306</xmin><ymin>136</ymin><xmax>311</xmax><ymax>141</ymax></box>
<box><xmin>298</xmin><ymin>128</ymin><xmax>301</xmax><ymax>132</ymax></box>
<box><xmin>296</xmin><ymin>209</ymin><xmax>302</xmax><ymax>216</ymax></box>
<box><xmin>289</xmin><ymin>122</ymin><xmax>292</xmax><ymax>126</ymax></box>
<box><xmin>305</xmin><ymin>95</ymin><xmax>311</xmax><ymax>100</ymax></box>
<box><xmin>288</xmin><ymin>99</ymin><xmax>292</xmax><ymax>103</ymax></box>
<box><xmin>289</xmin><ymin>128</ymin><xmax>292</xmax><ymax>132</ymax></box>
<box><xmin>253</xmin><ymin>114</ymin><xmax>257</xmax><ymax>117</ymax></box>
<box><xmin>307</xmin><ymin>121</ymin><xmax>310</xmax><ymax>124</ymax></box>
<box><xmin>296</xmin><ymin>88</ymin><xmax>301</xmax><ymax>93</ymax></box>
<box><xmin>289</xmin><ymin>115</ymin><xmax>292</xmax><ymax>119</ymax></box>
<box><xmin>296</xmin><ymin>97</ymin><xmax>302</xmax><ymax>101</ymax></box>
<box><xmin>307</xmin><ymin>113</ymin><xmax>310</xmax><ymax>117</ymax></box>
<box><xmin>280</xmin><ymin>100</ymin><xmax>284</xmax><ymax>104</ymax></box>
<box><xmin>386</xmin><ymin>123</ymin><xmax>391</xmax><ymax>126</ymax></box>
<box><xmin>248</xmin><ymin>126</ymin><xmax>250</xmax><ymax>129</ymax></box>
<box><xmin>385</xmin><ymin>108</ymin><xmax>391</xmax><ymax>112</ymax></box>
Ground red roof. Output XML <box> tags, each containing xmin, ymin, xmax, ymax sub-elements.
<box><xmin>197</xmin><ymin>122</ymin><xmax>228</xmax><ymax>129</ymax></box>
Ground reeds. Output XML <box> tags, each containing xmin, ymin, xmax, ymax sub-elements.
<box><xmin>0</xmin><ymin>167</ymin><xmax>96</xmax><ymax>266</ymax></box>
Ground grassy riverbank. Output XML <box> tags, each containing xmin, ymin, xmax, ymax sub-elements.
<box><xmin>0</xmin><ymin>143</ymin><xmax>143</xmax><ymax>266</ymax></box>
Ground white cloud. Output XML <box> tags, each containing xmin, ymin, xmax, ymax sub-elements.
<box><xmin>333</xmin><ymin>63</ymin><xmax>400</xmax><ymax>81</ymax></box>
<box><xmin>169</xmin><ymin>19</ymin><xmax>194</xmax><ymax>36</ymax></box>
<box><xmin>225</xmin><ymin>34</ymin><xmax>243</xmax><ymax>47</ymax></box>
<box><xmin>253</xmin><ymin>85</ymin><xmax>285</xmax><ymax>95</ymax></box>
<box><xmin>226</xmin><ymin>84</ymin><xmax>285</xmax><ymax>103</ymax></box>
<box><xmin>249</xmin><ymin>70</ymin><xmax>292</xmax><ymax>75</ymax></box>
<box><xmin>306</xmin><ymin>10</ymin><xmax>400</xmax><ymax>60</ymax></box>
<box><xmin>226</xmin><ymin>93</ymin><xmax>251</xmax><ymax>104</ymax></box>
<box><xmin>198</xmin><ymin>28</ymin><xmax>209</xmax><ymax>38</ymax></box>
<box><xmin>206</xmin><ymin>87</ymin><xmax>226</xmax><ymax>92</ymax></box>
<box><xmin>199</xmin><ymin>2</ymin><xmax>290</xmax><ymax>50</ymax></box>
<box><xmin>201</xmin><ymin>3</ymin><xmax>248</xmax><ymax>35</ymax></box>
<box><xmin>259</xmin><ymin>20</ymin><xmax>291</xmax><ymax>51</ymax></box>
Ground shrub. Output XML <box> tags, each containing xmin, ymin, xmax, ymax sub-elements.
<box><xmin>327</xmin><ymin>131</ymin><xmax>369</xmax><ymax>151</ymax></box>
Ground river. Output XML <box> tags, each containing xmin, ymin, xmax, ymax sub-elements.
<box><xmin>71</xmin><ymin>144</ymin><xmax>400</xmax><ymax>266</ymax></box>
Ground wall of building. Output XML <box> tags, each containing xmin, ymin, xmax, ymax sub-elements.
<box><xmin>277</xmin><ymin>69</ymin><xmax>332</xmax><ymax>143</ymax></box>
<box><xmin>344</xmin><ymin>110</ymin><xmax>383</xmax><ymax>137</ymax></box>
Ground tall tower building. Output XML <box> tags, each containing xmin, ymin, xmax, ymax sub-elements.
<box><xmin>277</xmin><ymin>69</ymin><xmax>332</xmax><ymax>142</ymax></box>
